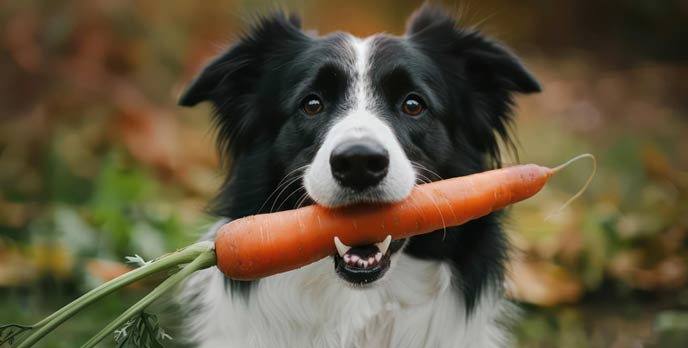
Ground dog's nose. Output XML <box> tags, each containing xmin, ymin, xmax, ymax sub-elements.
<box><xmin>330</xmin><ymin>140</ymin><xmax>389</xmax><ymax>191</ymax></box>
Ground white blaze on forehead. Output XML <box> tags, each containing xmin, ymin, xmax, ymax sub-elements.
<box><xmin>350</xmin><ymin>36</ymin><xmax>372</xmax><ymax>111</ymax></box>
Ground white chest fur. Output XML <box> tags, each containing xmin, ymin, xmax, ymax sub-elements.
<box><xmin>180</xmin><ymin>250</ymin><xmax>512</xmax><ymax>348</ymax></box>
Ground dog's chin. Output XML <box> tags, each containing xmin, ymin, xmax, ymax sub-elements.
<box><xmin>333</xmin><ymin>239</ymin><xmax>406</xmax><ymax>287</ymax></box>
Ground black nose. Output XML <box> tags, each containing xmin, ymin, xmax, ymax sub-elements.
<box><xmin>330</xmin><ymin>140</ymin><xmax>389</xmax><ymax>191</ymax></box>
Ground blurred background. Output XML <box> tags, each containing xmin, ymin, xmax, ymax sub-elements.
<box><xmin>1</xmin><ymin>0</ymin><xmax>686</xmax><ymax>347</ymax></box>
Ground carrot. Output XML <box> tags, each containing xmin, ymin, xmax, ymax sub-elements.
<box><xmin>215</xmin><ymin>154</ymin><xmax>595</xmax><ymax>280</ymax></box>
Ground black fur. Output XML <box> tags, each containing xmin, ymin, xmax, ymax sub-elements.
<box><xmin>180</xmin><ymin>5</ymin><xmax>540</xmax><ymax>310</ymax></box>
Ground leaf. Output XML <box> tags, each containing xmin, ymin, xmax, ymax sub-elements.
<box><xmin>0</xmin><ymin>324</ymin><xmax>33</xmax><ymax>346</ymax></box>
<box><xmin>125</xmin><ymin>254</ymin><xmax>151</xmax><ymax>267</ymax></box>
<box><xmin>114</xmin><ymin>92</ymin><xmax>180</xmax><ymax>177</ymax></box>
<box><xmin>507</xmin><ymin>258</ymin><xmax>583</xmax><ymax>306</ymax></box>
<box><xmin>28</xmin><ymin>243</ymin><xmax>74</xmax><ymax>280</ymax></box>
<box><xmin>656</xmin><ymin>311</ymin><xmax>688</xmax><ymax>348</ymax></box>
<box><xmin>114</xmin><ymin>312</ymin><xmax>171</xmax><ymax>348</ymax></box>
<box><xmin>85</xmin><ymin>258</ymin><xmax>135</xmax><ymax>285</ymax></box>
<box><xmin>0</xmin><ymin>242</ymin><xmax>38</xmax><ymax>286</ymax></box>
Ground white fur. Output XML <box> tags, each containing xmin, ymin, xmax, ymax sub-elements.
<box><xmin>180</xmin><ymin>220</ymin><xmax>514</xmax><ymax>348</ymax></box>
<box><xmin>303</xmin><ymin>36</ymin><xmax>415</xmax><ymax>207</ymax></box>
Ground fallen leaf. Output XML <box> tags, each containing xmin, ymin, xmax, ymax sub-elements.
<box><xmin>507</xmin><ymin>257</ymin><xmax>583</xmax><ymax>306</ymax></box>
<box><xmin>85</xmin><ymin>258</ymin><xmax>137</xmax><ymax>286</ymax></box>
<box><xmin>0</xmin><ymin>242</ymin><xmax>38</xmax><ymax>286</ymax></box>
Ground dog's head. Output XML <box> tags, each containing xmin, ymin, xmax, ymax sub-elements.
<box><xmin>180</xmin><ymin>5</ymin><xmax>540</xmax><ymax>287</ymax></box>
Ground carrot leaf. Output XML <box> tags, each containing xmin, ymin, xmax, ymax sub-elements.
<box><xmin>114</xmin><ymin>312</ymin><xmax>170</xmax><ymax>348</ymax></box>
<box><xmin>0</xmin><ymin>325</ymin><xmax>32</xmax><ymax>346</ymax></box>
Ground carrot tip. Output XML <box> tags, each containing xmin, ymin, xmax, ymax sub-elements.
<box><xmin>545</xmin><ymin>153</ymin><xmax>597</xmax><ymax>222</ymax></box>
<box><xmin>551</xmin><ymin>153</ymin><xmax>596</xmax><ymax>174</ymax></box>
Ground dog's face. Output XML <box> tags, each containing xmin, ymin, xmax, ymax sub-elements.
<box><xmin>180</xmin><ymin>7</ymin><xmax>539</xmax><ymax>287</ymax></box>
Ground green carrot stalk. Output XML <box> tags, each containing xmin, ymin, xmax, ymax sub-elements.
<box><xmin>9</xmin><ymin>242</ymin><xmax>214</xmax><ymax>348</ymax></box>
<box><xmin>80</xmin><ymin>249</ymin><xmax>216</xmax><ymax>348</ymax></box>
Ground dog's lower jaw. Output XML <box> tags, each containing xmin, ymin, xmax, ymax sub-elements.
<box><xmin>180</xmin><ymin>241</ymin><xmax>514</xmax><ymax>348</ymax></box>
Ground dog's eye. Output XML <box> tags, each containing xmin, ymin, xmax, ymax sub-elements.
<box><xmin>302</xmin><ymin>95</ymin><xmax>323</xmax><ymax>115</ymax></box>
<box><xmin>401</xmin><ymin>94</ymin><xmax>425</xmax><ymax>116</ymax></box>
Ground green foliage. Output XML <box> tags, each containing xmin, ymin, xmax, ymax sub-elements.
<box><xmin>0</xmin><ymin>325</ymin><xmax>32</xmax><ymax>347</ymax></box>
<box><xmin>114</xmin><ymin>313</ymin><xmax>171</xmax><ymax>348</ymax></box>
<box><xmin>656</xmin><ymin>311</ymin><xmax>688</xmax><ymax>348</ymax></box>
<box><xmin>89</xmin><ymin>151</ymin><xmax>161</xmax><ymax>255</ymax></box>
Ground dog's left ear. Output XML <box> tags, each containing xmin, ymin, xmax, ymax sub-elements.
<box><xmin>406</xmin><ymin>5</ymin><xmax>541</xmax><ymax>94</ymax></box>
<box><xmin>178</xmin><ymin>12</ymin><xmax>304</xmax><ymax>107</ymax></box>
<box><xmin>177</xmin><ymin>12</ymin><xmax>307</xmax><ymax>158</ymax></box>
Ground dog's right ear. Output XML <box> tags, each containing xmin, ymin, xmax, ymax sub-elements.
<box><xmin>178</xmin><ymin>12</ymin><xmax>304</xmax><ymax>107</ymax></box>
<box><xmin>405</xmin><ymin>4</ymin><xmax>540</xmax><ymax>95</ymax></box>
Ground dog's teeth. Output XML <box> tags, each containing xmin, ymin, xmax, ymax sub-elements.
<box><xmin>343</xmin><ymin>254</ymin><xmax>351</xmax><ymax>263</ymax></box>
<box><xmin>334</xmin><ymin>236</ymin><xmax>351</xmax><ymax>257</ymax></box>
<box><xmin>368</xmin><ymin>257</ymin><xmax>375</xmax><ymax>265</ymax></box>
<box><xmin>351</xmin><ymin>255</ymin><xmax>360</xmax><ymax>263</ymax></box>
<box><xmin>375</xmin><ymin>253</ymin><xmax>382</xmax><ymax>262</ymax></box>
<box><xmin>375</xmin><ymin>235</ymin><xmax>392</xmax><ymax>255</ymax></box>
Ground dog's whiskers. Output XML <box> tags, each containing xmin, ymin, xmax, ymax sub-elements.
<box><xmin>275</xmin><ymin>185</ymin><xmax>306</xmax><ymax>213</ymax></box>
<box><xmin>411</xmin><ymin>162</ymin><xmax>444</xmax><ymax>182</ymax></box>
<box><xmin>414</xmin><ymin>173</ymin><xmax>433</xmax><ymax>185</ymax></box>
<box><xmin>295</xmin><ymin>192</ymin><xmax>311</xmax><ymax>209</ymax></box>
<box><xmin>258</xmin><ymin>165</ymin><xmax>310</xmax><ymax>213</ymax></box>
<box><xmin>264</xmin><ymin>176</ymin><xmax>304</xmax><ymax>213</ymax></box>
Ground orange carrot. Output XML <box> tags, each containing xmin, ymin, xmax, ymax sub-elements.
<box><xmin>215</xmin><ymin>154</ymin><xmax>595</xmax><ymax>280</ymax></box>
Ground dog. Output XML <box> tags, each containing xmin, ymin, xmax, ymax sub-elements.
<box><xmin>177</xmin><ymin>4</ymin><xmax>540</xmax><ymax>348</ymax></box>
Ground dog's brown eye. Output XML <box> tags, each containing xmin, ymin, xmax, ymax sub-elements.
<box><xmin>402</xmin><ymin>94</ymin><xmax>424</xmax><ymax>116</ymax></box>
<box><xmin>302</xmin><ymin>95</ymin><xmax>323</xmax><ymax>115</ymax></box>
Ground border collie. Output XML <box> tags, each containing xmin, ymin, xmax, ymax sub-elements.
<box><xmin>177</xmin><ymin>4</ymin><xmax>540</xmax><ymax>348</ymax></box>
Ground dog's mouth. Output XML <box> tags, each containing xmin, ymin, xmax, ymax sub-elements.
<box><xmin>332</xmin><ymin>235</ymin><xmax>405</xmax><ymax>286</ymax></box>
